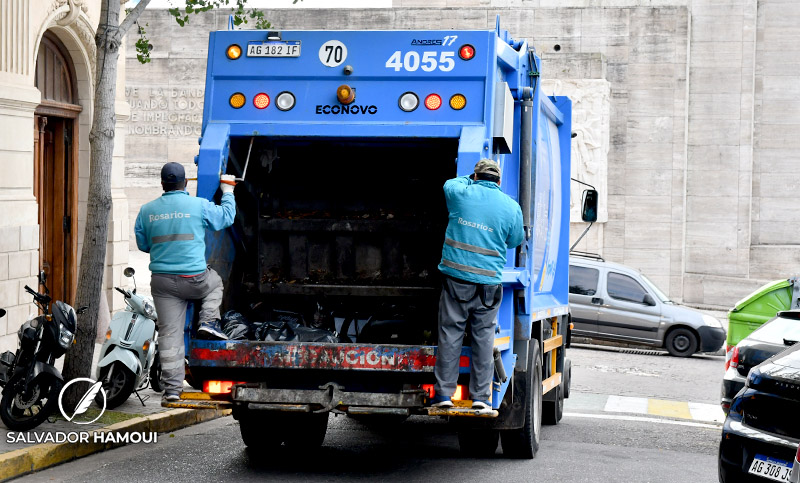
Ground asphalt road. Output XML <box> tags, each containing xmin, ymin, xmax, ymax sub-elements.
<box><xmin>19</xmin><ymin>345</ymin><xmax>726</xmax><ymax>482</ymax></box>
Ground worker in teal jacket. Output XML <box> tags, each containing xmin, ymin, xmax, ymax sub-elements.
<box><xmin>134</xmin><ymin>162</ymin><xmax>236</xmax><ymax>402</ymax></box>
<box><xmin>432</xmin><ymin>159</ymin><xmax>524</xmax><ymax>414</ymax></box>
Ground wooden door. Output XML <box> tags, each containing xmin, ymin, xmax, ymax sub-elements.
<box><xmin>33</xmin><ymin>115</ymin><xmax>77</xmax><ymax>304</ymax></box>
<box><xmin>34</xmin><ymin>32</ymin><xmax>81</xmax><ymax>305</ymax></box>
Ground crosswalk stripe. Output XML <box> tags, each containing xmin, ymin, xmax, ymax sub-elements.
<box><xmin>568</xmin><ymin>393</ymin><xmax>724</xmax><ymax>424</ymax></box>
<box><xmin>647</xmin><ymin>399</ymin><xmax>692</xmax><ymax>420</ymax></box>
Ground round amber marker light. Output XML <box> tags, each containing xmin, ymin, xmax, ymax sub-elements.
<box><xmin>229</xmin><ymin>93</ymin><xmax>245</xmax><ymax>109</ymax></box>
<box><xmin>226</xmin><ymin>44</ymin><xmax>242</xmax><ymax>60</ymax></box>
<box><xmin>337</xmin><ymin>84</ymin><xmax>355</xmax><ymax>105</ymax></box>
<box><xmin>449</xmin><ymin>94</ymin><xmax>467</xmax><ymax>110</ymax></box>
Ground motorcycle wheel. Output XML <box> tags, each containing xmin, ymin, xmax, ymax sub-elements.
<box><xmin>149</xmin><ymin>353</ymin><xmax>163</xmax><ymax>393</ymax></box>
<box><xmin>97</xmin><ymin>362</ymin><xmax>136</xmax><ymax>410</ymax></box>
<box><xmin>0</xmin><ymin>372</ymin><xmax>63</xmax><ymax>431</ymax></box>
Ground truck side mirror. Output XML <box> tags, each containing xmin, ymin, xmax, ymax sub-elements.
<box><xmin>581</xmin><ymin>189</ymin><xmax>598</xmax><ymax>223</ymax></box>
<box><xmin>642</xmin><ymin>294</ymin><xmax>656</xmax><ymax>306</ymax></box>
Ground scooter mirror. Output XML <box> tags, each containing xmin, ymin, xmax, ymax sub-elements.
<box><xmin>0</xmin><ymin>309</ymin><xmax>5</xmax><ymax>318</ymax></box>
<box><xmin>38</xmin><ymin>270</ymin><xmax>47</xmax><ymax>284</ymax></box>
<box><xmin>123</xmin><ymin>267</ymin><xmax>135</xmax><ymax>278</ymax></box>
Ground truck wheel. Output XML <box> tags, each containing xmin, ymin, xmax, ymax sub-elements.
<box><xmin>238</xmin><ymin>411</ymin><xmax>285</xmax><ymax>449</ymax></box>
<box><xmin>666</xmin><ymin>328</ymin><xmax>698</xmax><ymax>357</ymax></box>
<box><xmin>500</xmin><ymin>340</ymin><xmax>542</xmax><ymax>459</ymax></box>
<box><xmin>563</xmin><ymin>358</ymin><xmax>572</xmax><ymax>398</ymax></box>
<box><xmin>458</xmin><ymin>428</ymin><xmax>499</xmax><ymax>457</ymax></box>
<box><xmin>283</xmin><ymin>412</ymin><xmax>329</xmax><ymax>450</ymax></box>
<box><xmin>542</xmin><ymin>384</ymin><xmax>563</xmax><ymax>425</ymax></box>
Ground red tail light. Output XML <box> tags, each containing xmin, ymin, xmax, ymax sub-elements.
<box><xmin>726</xmin><ymin>346</ymin><xmax>740</xmax><ymax>371</ymax></box>
<box><xmin>459</xmin><ymin>44</ymin><xmax>475</xmax><ymax>61</ymax></box>
<box><xmin>421</xmin><ymin>384</ymin><xmax>468</xmax><ymax>400</ymax></box>
<box><xmin>424</xmin><ymin>94</ymin><xmax>442</xmax><ymax>110</ymax></box>
<box><xmin>203</xmin><ymin>380</ymin><xmax>243</xmax><ymax>394</ymax></box>
<box><xmin>795</xmin><ymin>443</ymin><xmax>800</xmax><ymax>461</ymax></box>
<box><xmin>253</xmin><ymin>93</ymin><xmax>270</xmax><ymax>109</ymax></box>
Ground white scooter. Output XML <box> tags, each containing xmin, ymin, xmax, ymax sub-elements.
<box><xmin>96</xmin><ymin>267</ymin><xmax>162</xmax><ymax>408</ymax></box>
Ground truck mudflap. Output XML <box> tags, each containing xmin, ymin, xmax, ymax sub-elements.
<box><xmin>189</xmin><ymin>340</ymin><xmax>437</xmax><ymax>372</ymax></box>
<box><xmin>232</xmin><ymin>382</ymin><xmax>499</xmax><ymax>418</ymax></box>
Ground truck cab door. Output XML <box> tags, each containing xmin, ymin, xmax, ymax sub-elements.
<box><xmin>568</xmin><ymin>264</ymin><xmax>600</xmax><ymax>336</ymax></box>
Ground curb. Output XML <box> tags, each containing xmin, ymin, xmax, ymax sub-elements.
<box><xmin>0</xmin><ymin>407</ymin><xmax>231</xmax><ymax>482</ymax></box>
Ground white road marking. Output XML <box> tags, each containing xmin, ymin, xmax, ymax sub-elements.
<box><xmin>688</xmin><ymin>401</ymin><xmax>726</xmax><ymax>424</ymax></box>
<box><xmin>604</xmin><ymin>395</ymin><xmax>648</xmax><ymax>414</ymax></box>
<box><xmin>564</xmin><ymin>412</ymin><xmax>721</xmax><ymax>429</ymax></box>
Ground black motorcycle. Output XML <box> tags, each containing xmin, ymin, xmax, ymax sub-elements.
<box><xmin>0</xmin><ymin>271</ymin><xmax>86</xmax><ymax>431</ymax></box>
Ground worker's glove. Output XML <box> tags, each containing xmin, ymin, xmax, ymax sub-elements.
<box><xmin>220</xmin><ymin>174</ymin><xmax>236</xmax><ymax>194</ymax></box>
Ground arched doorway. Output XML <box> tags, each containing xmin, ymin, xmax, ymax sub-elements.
<box><xmin>33</xmin><ymin>31</ymin><xmax>81</xmax><ymax>305</ymax></box>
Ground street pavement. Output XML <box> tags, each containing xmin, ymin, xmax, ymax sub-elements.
<box><xmin>17</xmin><ymin>344</ymin><xmax>727</xmax><ymax>482</ymax></box>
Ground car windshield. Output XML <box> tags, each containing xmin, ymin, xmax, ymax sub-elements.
<box><xmin>640</xmin><ymin>274</ymin><xmax>672</xmax><ymax>303</ymax></box>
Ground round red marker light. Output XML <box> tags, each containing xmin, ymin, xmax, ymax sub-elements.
<box><xmin>459</xmin><ymin>44</ymin><xmax>475</xmax><ymax>61</ymax></box>
<box><xmin>253</xmin><ymin>93</ymin><xmax>270</xmax><ymax>109</ymax></box>
<box><xmin>425</xmin><ymin>94</ymin><xmax>442</xmax><ymax>110</ymax></box>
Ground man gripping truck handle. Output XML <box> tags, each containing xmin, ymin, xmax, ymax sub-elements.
<box><xmin>134</xmin><ymin>162</ymin><xmax>236</xmax><ymax>403</ymax></box>
<box><xmin>431</xmin><ymin>159</ymin><xmax>525</xmax><ymax>414</ymax></box>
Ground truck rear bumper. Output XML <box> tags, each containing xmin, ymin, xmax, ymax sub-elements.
<box><xmin>189</xmin><ymin>340</ymin><xmax>437</xmax><ymax>372</ymax></box>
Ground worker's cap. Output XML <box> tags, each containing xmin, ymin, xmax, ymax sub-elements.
<box><xmin>474</xmin><ymin>159</ymin><xmax>501</xmax><ymax>178</ymax></box>
<box><xmin>161</xmin><ymin>162</ymin><xmax>185</xmax><ymax>184</ymax></box>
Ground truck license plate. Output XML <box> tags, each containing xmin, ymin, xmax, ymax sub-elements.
<box><xmin>748</xmin><ymin>454</ymin><xmax>792</xmax><ymax>482</ymax></box>
<box><xmin>246</xmin><ymin>41</ymin><xmax>300</xmax><ymax>57</ymax></box>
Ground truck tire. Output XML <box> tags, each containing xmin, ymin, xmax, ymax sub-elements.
<box><xmin>458</xmin><ymin>428</ymin><xmax>499</xmax><ymax>457</ymax></box>
<box><xmin>542</xmin><ymin>384</ymin><xmax>563</xmax><ymax>425</ymax></box>
<box><xmin>239</xmin><ymin>411</ymin><xmax>285</xmax><ymax>449</ymax></box>
<box><xmin>500</xmin><ymin>340</ymin><xmax>542</xmax><ymax>459</ymax></box>
<box><xmin>563</xmin><ymin>358</ymin><xmax>572</xmax><ymax>399</ymax></box>
<box><xmin>283</xmin><ymin>412</ymin><xmax>329</xmax><ymax>450</ymax></box>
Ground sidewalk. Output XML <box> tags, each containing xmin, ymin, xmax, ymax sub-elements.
<box><xmin>0</xmin><ymin>347</ymin><xmax>229</xmax><ymax>481</ymax></box>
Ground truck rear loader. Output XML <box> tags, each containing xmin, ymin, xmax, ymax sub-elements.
<box><xmin>170</xmin><ymin>18</ymin><xmax>590</xmax><ymax>458</ymax></box>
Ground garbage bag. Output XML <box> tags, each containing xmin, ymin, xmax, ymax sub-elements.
<box><xmin>221</xmin><ymin>310</ymin><xmax>252</xmax><ymax>340</ymax></box>
<box><xmin>254</xmin><ymin>318</ymin><xmax>337</xmax><ymax>343</ymax></box>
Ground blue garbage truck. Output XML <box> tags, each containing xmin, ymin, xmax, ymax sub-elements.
<box><xmin>175</xmin><ymin>18</ymin><xmax>589</xmax><ymax>458</ymax></box>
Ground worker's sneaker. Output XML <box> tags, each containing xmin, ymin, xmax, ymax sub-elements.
<box><xmin>430</xmin><ymin>394</ymin><xmax>454</xmax><ymax>408</ymax></box>
<box><xmin>472</xmin><ymin>400</ymin><xmax>492</xmax><ymax>415</ymax></box>
<box><xmin>197</xmin><ymin>319</ymin><xmax>227</xmax><ymax>340</ymax></box>
<box><xmin>162</xmin><ymin>392</ymin><xmax>180</xmax><ymax>403</ymax></box>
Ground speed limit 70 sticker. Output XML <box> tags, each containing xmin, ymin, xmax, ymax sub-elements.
<box><xmin>319</xmin><ymin>40</ymin><xmax>348</xmax><ymax>67</ymax></box>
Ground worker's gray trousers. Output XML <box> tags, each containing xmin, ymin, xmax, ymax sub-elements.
<box><xmin>150</xmin><ymin>268</ymin><xmax>223</xmax><ymax>394</ymax></box>
<box><xmin>434</xmin><ymin>277</ymin><xmax>502</xmax><ymax>402</ymax></box>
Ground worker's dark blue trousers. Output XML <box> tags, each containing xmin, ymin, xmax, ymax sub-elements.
<box><xmin>434</xmin><ymin>276</ymin><xmax>502</xmax><ymax>402</ymax></box>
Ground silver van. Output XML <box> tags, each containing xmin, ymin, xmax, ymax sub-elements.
<box><xmin>568</xmin><ymin>254</ymin><xmax>726</xmax><ymax>357</ymax></box>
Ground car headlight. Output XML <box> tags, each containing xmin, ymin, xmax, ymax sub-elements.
<box><xmin>58</xmin><ymin>323</ymin><xmax>74</xmax><ymax>349</ymax></box>
<box><xmin>143</xmin><ymin>301</ymin><xmax>157</xmax><ymax>321</ymax></box>
<box><xmin>702</xmin><ymin>314</ymin><xmax>723</xmax><ymax>328</ymax></box>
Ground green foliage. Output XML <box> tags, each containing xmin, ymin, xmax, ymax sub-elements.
<box><xmin>134</xmin><ymin>0</ymin><xmax>300</xmax><ymax>64</ymax></box>
<box><xmin>134</xmin><ymin>24</ymin><xmax>152</xmax><ymax>64</ymax></box>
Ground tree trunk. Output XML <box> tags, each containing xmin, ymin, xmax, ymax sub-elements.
<box><xmin>61</xmin><ymin>0</ymin><xmax>122</xmax><ymax>408</ymax></box>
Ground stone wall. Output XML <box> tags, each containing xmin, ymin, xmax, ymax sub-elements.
<box><xmin>0</xmin><ymin>0</ymin><xmax>130</xmax><ymax>352</ymax></box>
<box><xmin>123</xmin><ymin>1</ymin><xmax>800</xmax><ymax>308</ymax></box>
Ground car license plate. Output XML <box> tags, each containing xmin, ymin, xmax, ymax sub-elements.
<box><xmin>748</xmin><ymin>454</ymin><xmax>793</xmax><ymax>482</ymax></box>
<box><xmin>246</xmin><ymin>41</ymin><xmax>300</xmax><ymax>57</ymax></box>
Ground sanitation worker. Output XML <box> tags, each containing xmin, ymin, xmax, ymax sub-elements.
<box><xmin>134</xmin><ymin>162</ymin><xmax>236</xmax><ymax>403</ymax></box>
<box><xmin>431</xmin><ymin>159</ymin><xmax>524</xmax><ymax>414</ymax></box>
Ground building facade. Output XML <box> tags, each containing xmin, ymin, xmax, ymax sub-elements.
<box><xmin>121</xmin><ymin>0</ymin><xmax>797</xmax><ymax>309</ymax></box>
<box><xmin>0</xmin><ymin>0</ymin><xmax>130</xmax><ymax>351</ymax></box>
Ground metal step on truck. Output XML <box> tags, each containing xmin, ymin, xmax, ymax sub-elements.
<box><xmin>168</xmin><ymin>17</ymin><xmax>595</xmax><ymax>458</ymax></box>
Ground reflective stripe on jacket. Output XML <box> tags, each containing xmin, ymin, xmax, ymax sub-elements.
<box><xmin>438</xmin><ymin>176</ymin><xmax>524</xmax><ymax>285</ymax></box>
<box><xmin>134</xmin><ymin>191</ymin><xmax>235</xmax><ymax>275</ymax></box>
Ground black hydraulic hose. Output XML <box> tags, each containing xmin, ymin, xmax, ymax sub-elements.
<box><xmin>519</xmin><ymin>94</ymin><xmax>533</xmax><ymax>241</ymax></box>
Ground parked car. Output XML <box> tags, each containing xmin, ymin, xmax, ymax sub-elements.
<box><xmin>719</xmin><ymin>343</ymin><xmax>800</xmax><ymax>482</ymax></box>
<box><xmin>721</xmin><ymin>310</ymin><xmax>800</xmax><ymax>412</ymax></box>
<box><xmin>568</xmin><ymin>254</ymin><xmax>726</xmax><ymax>357</ymax></box>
